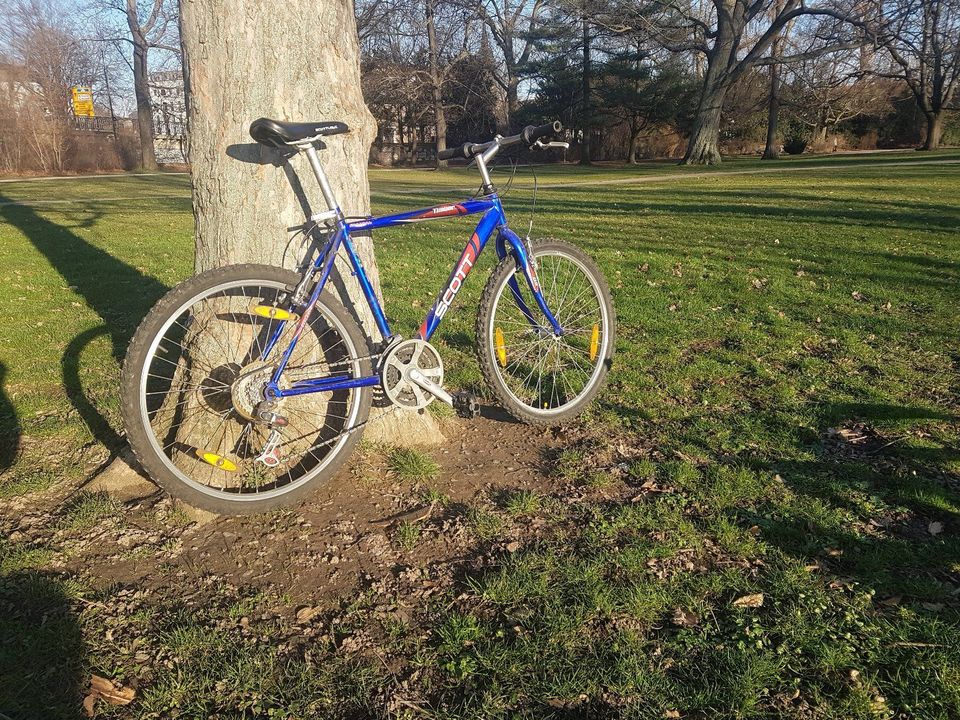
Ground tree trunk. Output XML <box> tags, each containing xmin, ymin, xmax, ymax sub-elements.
<box><xmin>506</xmin><ymin>77</ymin><xmax>519</xmax><ymax>131</ymax></box>
<box><xmin>579</xmin><ymin>14</ymin><xmax>591</xmax><ymax>166</ymax></box>
<box><xmin>922</xmin><ymin>112</ymin><xmax>944</xmax><ymax>151</ymax></box>
<box><xmin>762</xmin><ymin>62</ymin><xmax>781</xmax><ymax>160</ymax></box>
<box><xmin>180</xmin><ymin>0</ymin><xmax>442</xmax><ymax>444</ymax></box>
<box><xmin>628</xmin><ymin>131</ymin><xmax>639</xmax><ymax>164</ymax></box>
<box><xmin>130</xmin><ymin>37</ymin><xmax>158</xmax><ymax>171</ymax></box>
<box><xmin>762</xmin><ymin>30</ymin><xmax>785</xmax><ymax>161</ymax></box>
<box><xmin>683</xmin><ymin>80</ymin><xmax>726</xmax><ymax>165</ymax></box>
<box><xmin>426</xmin><ymin>0</ymin><xmax>448</xmax><ymax>169</ymax></box>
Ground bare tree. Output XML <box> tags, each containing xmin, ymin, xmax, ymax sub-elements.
<box><xmin>875</xmin><ymin>0</ymin><xmax>960</xmax><ymax>149</ymax></box>
<box><xmin>0</xmin><ymin>0</ymin><xmax>96</xmax><ymax>172</ymax></box>
<box><xmin>618</xmin><ymin>0</ymin><xmax>867</xmax><ymax>163</ymax></box>
<box><xmin>90</xmin><ymin>0</ymin><xmax>179</xmax><ymax>170</ymax></box>
<box><xmin>476</xmin><ymin>0</ymin><xmax>544</xmax><ymax>129</ymax></box>
<box><xmin>762</xmin><ymin>2</ymin><xmax>792</xmax><ymax>159</ymax></box>
<box><xmin>783</xmin><ymin>49</ymin><xmax>892</xmax><ymax>143</ymax></box>
<box><xmin>426</xmin><ymin>0</ymin><xmax>474</xmax><ymax>166</ymax></box>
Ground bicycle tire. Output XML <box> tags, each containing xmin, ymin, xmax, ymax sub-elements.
<box><xmin>120</xmin><ymin>264</ymin><xmax>373</xmax><ymax>514</ymax></box>
<box><xmin>476</xmin><ymin>240</ymin><xmax>616</xmax><ymax>425</ymax></box>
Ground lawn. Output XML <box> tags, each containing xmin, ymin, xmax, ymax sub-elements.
<box><xmin>1</xmin><ymin>150</ymin><xmax>959</xmax><ymax>719</ymax></box>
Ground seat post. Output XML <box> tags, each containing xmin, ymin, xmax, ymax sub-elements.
<box><xmin>299</xmin><ymin>142</ymin><xmax>340</xmax><ymax>214</ymax></box>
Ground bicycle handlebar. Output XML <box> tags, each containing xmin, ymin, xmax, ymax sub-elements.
<box><xmin>436</xmin><ymin>120</ymin><xmax>563</xmax><ymax>161</ymax></box>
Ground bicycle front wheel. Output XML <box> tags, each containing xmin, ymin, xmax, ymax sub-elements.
<box><xmin>120</xmin><ymin>264</ymin><xmax>373</xmax><ymax>514</ymax></box>
<box><xmin>476</xmin><ymin>239</ymin><xmax>615</xmax><ymax>425</ymax></box>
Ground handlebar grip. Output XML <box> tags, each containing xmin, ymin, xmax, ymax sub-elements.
<box><xmin>437</xmin><ymin>142</ymin><xmax>473</xmax><ymax>161</ymax></box>
<box><xmin>522</xmin><ymin>120</ymin><xmax>562</xmax><ymax>145</ymax></box>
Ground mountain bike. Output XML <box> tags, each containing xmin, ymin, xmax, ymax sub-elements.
<box><xmin>121</xmin><ymin>118</ymin><xmax>616</xmax><ymax>514</ymax></box>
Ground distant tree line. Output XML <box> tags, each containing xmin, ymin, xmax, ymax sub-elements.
<box><xmin>0</xmin><ymin>0</ymin><xmax>178</xmax><ymax>174</ymax></box>
<box><xmin>0</xmin><ymin>0</ymin><xmax>956</xmax><ymax>173</ymax></box>
<box><xmin>358</xmin><ymin>0</ymin><xmax>960</xmax><ymax>165</ymax></box>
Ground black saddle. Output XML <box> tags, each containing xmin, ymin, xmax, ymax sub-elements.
<box><xmin>249</xmin><ymin>118</ymin><xmax>349</xmax><ymax>147</ymax></box>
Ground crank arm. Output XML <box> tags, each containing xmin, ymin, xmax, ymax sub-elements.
<box><xmin>407</xmin><ymin>368</ymin><xmax>454</xmax><ymax>406</ymax></box>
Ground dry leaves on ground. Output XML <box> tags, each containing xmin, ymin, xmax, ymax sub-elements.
<box><xmin>731</xmin><ymin>593</ymin><xmax>765</xmax><ymax>608</ymax></box>
<box><xmin>671</xmin><ymin>607</ymin><xmax>700</xmax><ymax>627</ymax></box>
<box><xmin>83</xmin><ymin>674</ymin><xmax>135</xmax><ymax>716</ymax></box>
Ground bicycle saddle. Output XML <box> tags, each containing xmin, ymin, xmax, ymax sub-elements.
<box><xmin>249</xmin><ymin>118</ymin><xmax>349</xmax><ymax>147</ymax></box>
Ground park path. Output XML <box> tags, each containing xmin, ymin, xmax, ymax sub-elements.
<box><xmin>534</xmin><ymin>157</ymin><xmax>960</xmax><ymax>189</ymax></box>
<box><xmin>0</xmin><ymin>171</ymin><xmax>187</xmax><ymax>184</ymax></box>
<box><xmin>383</xmin><ymin>156</ymin><xmax>960</xmax><ymax>195</ymax></box>
<box><xmin>1</xmin><ymin>157</ymin><xmax>957</xmax><ymax>206</ymax></box>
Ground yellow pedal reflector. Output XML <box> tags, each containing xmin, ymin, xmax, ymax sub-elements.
<box><xmin>494</xmin><ymin>327</ymin><xmax>507</xmax><ymax>367</ymax></box>
<box><xmin>589</xmin><ymin>324</ymin><xmax>600</xmax><ymax>361</ymax></box>
<box><xmin>253</xmin><ymin>305</ymin><xmax>293</xmax><ymax>321</ymax></box>
<box><xmin>196</xmin><ymin>450</ymin><xmax>238</xmax><ymax>472</ymax></box>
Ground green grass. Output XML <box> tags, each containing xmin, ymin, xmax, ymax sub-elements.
<box><xmin>394</xmin><ymin>520</ymin><xmax>422</xmax><ymax>549</ymax></box>
<box><xmin>59</xmin><ymin>490</ymin><xmax>122</xmax><ymax>530</ymax></box>
<box><xmin>1</xmin><ymin>150</ymin><xmax>959</xmax><ymax>717</ymax></box>
<box><xmin>387</xmin><ymin>446</ymin><xmax>442</xmax><ymax>482</ymax></box>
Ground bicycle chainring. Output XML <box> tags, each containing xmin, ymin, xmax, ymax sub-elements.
<box><xmin>380</xmin><ymin>339</ymin><xmax>444</xmax><ymax>409</ymax></box>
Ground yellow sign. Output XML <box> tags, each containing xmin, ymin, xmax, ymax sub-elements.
<box><xmin>71</xmin><ymin>86</ymin><xmax>95</xmax><ymax>117</ymax></box>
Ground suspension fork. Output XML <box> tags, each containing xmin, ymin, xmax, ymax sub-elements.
<box><xmin>495</xmin><ymin>227</ymin><xmax>563</xmax><ymax>336</ymax></box>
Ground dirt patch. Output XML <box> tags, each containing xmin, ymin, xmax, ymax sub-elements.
<box><xmin>2</xmin><ymin>411</ymin><xmax>574</xmax><ymax>609</ymax></box>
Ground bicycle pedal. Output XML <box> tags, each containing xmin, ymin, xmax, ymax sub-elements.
<box><xmin>257</xmin><ymin>410</ymin><xmax>288</xmax><ymax>426</ymax></box>
<box><xmin>452</xmin><ymin>391</ymin><xmax>480</xmax><ymax>419</ymax></box>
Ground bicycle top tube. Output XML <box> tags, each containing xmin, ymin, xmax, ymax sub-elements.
<box><xmin>346</xmin><ymin>197</ymin><xmax>505</xmax><ymax>233</ymax></box>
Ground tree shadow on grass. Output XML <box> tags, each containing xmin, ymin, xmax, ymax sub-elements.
<box><xmin>0</xmin><ymin>570</ymin><xmax>85</xmax><ymax>720</ymax></box>
<box><xmin>0</xmin><ymin>362</ymin><xmax>19</xmax><ymax>473</ymax></box>
<box><xmin>751</xmin><ymin>401</ymin><xmax>960</xmax><ymax>600</ymax></box>
<box><xmin>0</xmin><ymin>196</ymin><xmax>171</xmax><ymax>456</ymax></box>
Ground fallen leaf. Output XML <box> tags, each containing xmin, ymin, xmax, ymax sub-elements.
<box><xmin>928</xmin><ymin>521</ymin><xmax>944</xmax><ymax>536</ymax></box>
<box><xmin>849</xmin><ymin>669</ymin><xmax>861</xmax><ymax>683</ymax></box>
<box><xmin>878</xmin><ymin>595</ymin><xmax>902</xmax><ymax>607</ymax></box>
<box><xmin>84</xmin><ymin>674</ymin><xmax>135</xmax><ymax>715</ymax></box>
<box><xmin>664</xmin><ymin>711</ymin><xmax>681</xmax><ymax>718</ymax></box>
<box><xmin>921</xmin><ymin>602</ymin><xmax>944</xmax><ymax>612</ymax></box>
<box><xmin>851</xmin><ymin>290</ymin><xmax>865</xmax><ymax>301</ymax></box>
<box><xmin>671</xmin><ymin>607</ymin><xmax>700</xmax><ymax>627</ymax></box>
<box><xmin>639</xmin><ymin>263</ymin><xmax>650</xmax><ymax>273</ymax></box>
<box><xmin>505</xmin><ymin>541</ymin><xmax>521</xmax><ymax>553</ymax></box>
<box><xmin>731</xmin><ymin>593</ymin><xmax>764</xmax><ymax>608</ymax></box>
<box><xmin>295</xmin><ymin>606</ymin><xmax>321</xmax><ymax>624</ymax></box>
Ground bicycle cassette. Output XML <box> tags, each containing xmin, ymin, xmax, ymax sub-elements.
<box><xmin>380</xmin><ymin>339</ymin><xmax>444</xmax><ymax>409</ymax></box>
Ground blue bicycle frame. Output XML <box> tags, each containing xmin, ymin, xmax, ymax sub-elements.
<box><xmin>260</xmin><ymin>193</ymin><xmax>563</xmax><ymax>401</ymax></box>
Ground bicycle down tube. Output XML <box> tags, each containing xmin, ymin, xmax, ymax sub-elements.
<box><xmin>263</xmin><ymin>195</ymin><xmax>563</xmax><ymax>401</ymax></box>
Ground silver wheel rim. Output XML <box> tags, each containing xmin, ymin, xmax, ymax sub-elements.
<box><xmin>488</xmin><ymin>249</ymin><xmax>610</xmax><ymax>417</ymax></box>
<box><xmin>138</xmin><ymin>278</ymin><xmax>364</xmax><ymax>503</ymax></box>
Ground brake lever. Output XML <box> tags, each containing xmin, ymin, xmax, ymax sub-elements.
<box><xmin>533</xmin><ymin>139</ymin><xmax>570</xmax><ymax>150</ymax></box>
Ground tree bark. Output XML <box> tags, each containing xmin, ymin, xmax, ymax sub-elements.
<box><xmin>579</xmin><ymin>14</ymin><xmax>592</xmax><ymax>166</ymax></box>
<box><xmin>426</xmin><ymin>0</ymin><xmax>448</xmax><ymax>169</ymax></box>
<box><xmin>628</xmin><ymin>131</ymin><xmax>640</xmax><ymax>164</ymax></box>
<box><xmin>922</xmin><ymin>112</ymin><xmax>944</xmax><ymax>151</ymax></box>
<box><xmin>762</xmin><ymin>65</ymin><xmax>780</xmax><ymax>159</ymax></box>
<box><xmin>682</xmin><ymin>28</ymin><xmax>733</xmax><ymax>166</ymax></box>
<box><xmin>506</xmin><ymin>78</ymin><xmax>519</xmax><ymax>130</ymax></box>
<box><xmin>683</xmin><ymin>79</ymin><xmax>725</xmax><ymax>165</ymax></box>
<box><xmin>130</xmin><ymin>36</ymin><xmax>158</xmax><ymax>171</ymax></box>
<box><xmin>762</xmin><ymin>31</ymin><xmax>785</xmax><ymax>160</ymax></box>
<box><xmin>180</xmin><ymin>0</ymin><xmax>442</xmax><ymax>444</ymax></box>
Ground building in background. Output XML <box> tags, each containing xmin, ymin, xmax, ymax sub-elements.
<box><xmin>148</xmin><ymin>69</ymin><xmax>186</xmax><ymax>163</ymax></box>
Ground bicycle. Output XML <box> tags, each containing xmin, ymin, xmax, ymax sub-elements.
<box><xmin>121</xmin><ymin>118</ymin><xmax>616</xmax><ymax>514</ymax></box>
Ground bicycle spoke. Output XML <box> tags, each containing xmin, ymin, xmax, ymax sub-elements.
<box><xmin>138</xmin><ymin>275</ymin><xmax>367</xmax><ymax>500</ymax></box>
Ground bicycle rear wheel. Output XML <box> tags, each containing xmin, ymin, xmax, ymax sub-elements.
<box><xmin>120</xmin><ymin>264</ymin><xmax>373</xmax><ymax>514</ymax></box>
<box><xmin>476</xmin><ymin>239</ymin><xmax>615</xmax><ymax>425</ymax></box>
